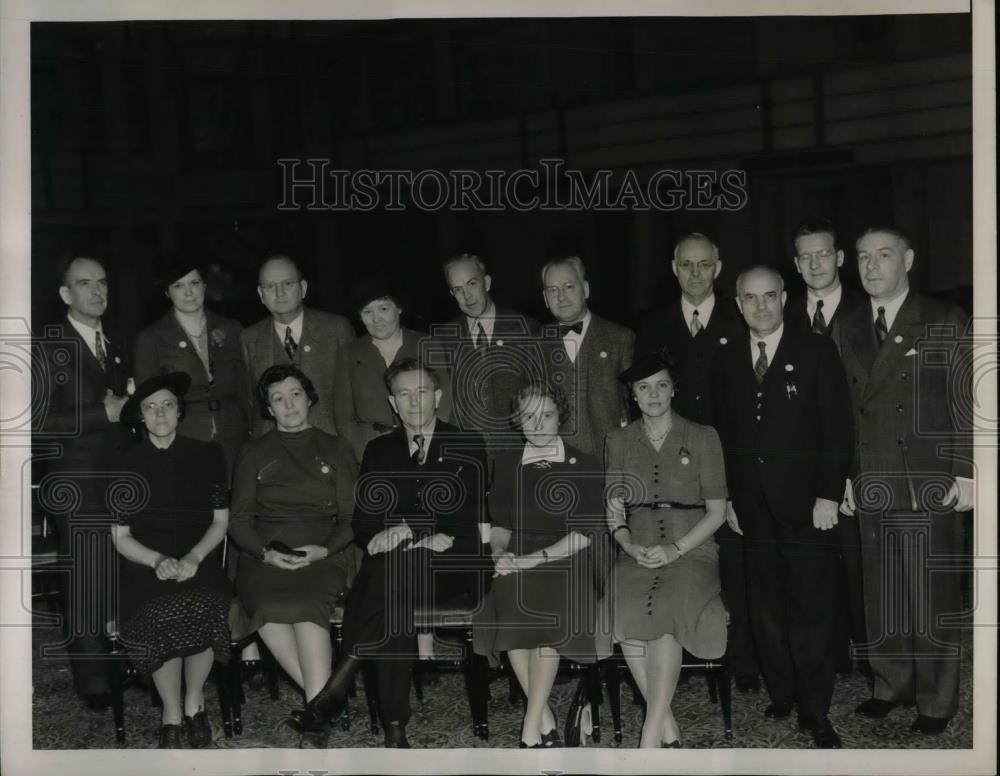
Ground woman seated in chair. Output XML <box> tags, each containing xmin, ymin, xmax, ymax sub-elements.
<box><xmin>604</xmin><ymin>351</ymin><xmax>728</xmax><ymax>748</ymax></box>
<box><xmin>475</xmin><ymin>380</ymin><xmax>606</xmax><ymax>748</ymax></box>
<box><xmin>110</xmin><ymin>372</ymin><xmax>232</xmax><ymax>749</ymax></box>
<box><xmin>228</xmin><ymin>364</ymin><xmax>358</xmax><ymax>733</ymax></box>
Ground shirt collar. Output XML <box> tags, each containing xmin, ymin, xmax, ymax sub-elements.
<box><xmin>66</xmin><ymin>313</ymin><xmax>104</xmax><ymax>345</ymax></box>
<box><xmin>870</xmin><ymin>287</ymin><xmax>909</xmax><ymax>331</ymax></box>
<box><xmin>561</xmin><ymin>309</ymin><xmax>592</xmax><ymax>337</ymax></box>
<box><xmin>806</xmin><ymin>283</ymin><xmax>842</xmax><ymax>318</ymax></box>
<box><xmin>273</xmin><ymin>310</ymin><xmax>305</xmax><ymax>342</ymax></box>
<box><xmin>521</xmin><ymin>437</ymin><xmax>566</xmax><ymax>465</ymax></box>
<box><xmin>750</xmin><ymin>321</ymin><xmax>784</xmax><ymax>359</ymax></box>
<box><xmin>466</xmin><ymin>301</ymin><xmax>496</xmax><ymax>342</ymax></box>
<box><xmin>406</xmin><ymin>419</ymin><xmax>437</xmax><ymax>457</ymax></box>
<box><xmin>680</xmin><ymin>293</ymin><xmax>716</xmax><ymax>328</ymax></box>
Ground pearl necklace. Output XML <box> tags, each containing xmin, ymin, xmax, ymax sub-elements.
<box><xmin>643</xmin><ymin>419</ymin><xmax>672</xmax><ymax>444</ymax></box>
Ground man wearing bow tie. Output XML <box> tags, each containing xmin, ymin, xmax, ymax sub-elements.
<box><xmin>711</xmin><ymin>266</ymin><xmax>854</xmax><ymax>748</ymax></box>
<box><xmin>785</xmin><ymin>218</ymin><xmax>871</xmax><ymax>684</ymax></box>
<box><xmin>831</xmin><ymin>226</ymin><xmax>974</xmax><ymax>736</ymax></box>
<box><xmin>635</xmin><ymin>233</ymin><xmax>758</xmax><ymax>692</ymax></box>
<box><xmin>240</xmin><ymin>254</ymin><xmax>354</xmax><ymax>437</ymax></box>
<box><xmin>539</xmin><ymin>256</ymin><xmax>634</xmax><ymax>458</ymax></box>
<box><xmin>32</xmin><ymin>255</ymin><xmax>132</xmax><ymax>710</ymax></box>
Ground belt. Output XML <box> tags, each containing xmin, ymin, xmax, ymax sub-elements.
<box><xmin>187</xmin><ymin>398</ymin><xmax>222</xmax><ymax>411</ymax></box>
<box><xmin>627</xmin><ymin>501</ymin><xmax>704</xmax><ymax>511</ymax></box>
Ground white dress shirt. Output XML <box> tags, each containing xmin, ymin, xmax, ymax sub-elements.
<box><xmin>681</xmin><ymin>293</ymin><xmax>716</xmax><ymax>333</ymax></box>
<box><xmin>869</xmin><ymin>288</ymin><xmax>909</xmax><ymax>331</ymax></box>
<box><xmin>807</xmin><ymin>283</ymin><xmax>843</xmax><ymax>324</ymax></box>
<box><xmin>749</xmin><ymin>322</ymin><xmax>784</xmax><ymax>367</ymax></box>
<box><xmin>66</xmin><ymin>314</ymin><xmax>106</xmax><ymax>361</ymax></box>
<box><xmin>521</xmin><ymin>437</ymin><xmax>566</xmax><ymax>466</ymax></box>
<box><xmin>466</xmin><ymin>302</ymin><xmax>497</xmax><ymax>347</ymax></box>
<box><xmin>272</xmin><ymin>310</ymin><xmax>304</xmax><ymax>343</ymax></box>
<box><xmin>562</xmin><ymin>309</ymin><xmax>593</xmax><ymax>363</ymax></box>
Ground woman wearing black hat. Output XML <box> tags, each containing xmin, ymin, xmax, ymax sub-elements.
<box><xmin>333</xmin><ymin>275</ymin><xmax>453</xmax><ymax>463</ymax></box>
<box><xmin>604</xmin><ymin>351</ymin><xmax>728</xmax><ymax>748</ymax></box>
<box><xmin>109</xmin><ymin>372</ymin><xmax>233</xmax><ymax>748</ymax></box>
<box><xmin>133</xmin><ymin>260</ymin><xmax>249</xmax><ymax>479</ymax></box>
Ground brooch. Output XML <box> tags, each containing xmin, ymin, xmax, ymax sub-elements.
<box><xmin>679</xmin><ymin>446</ymin><xmax>691</xmax><ymax>466</ymax></box>
<box><xmin>315</xmin><ymin>456</ymin><xmax>332</xmax><ymax>475</ymax></box>
<box><xmin>786</xmin><ymin>382</ymin><xmax>798</xmax><ymax>398</ymax></box>
<box><xmin>210</xmin><ymin>328</ymin><xmax>226</xmax><ymax>348</ymax></box>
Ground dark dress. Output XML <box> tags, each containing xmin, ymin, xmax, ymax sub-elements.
<box><xmin>475</xmin><ymin>443</ymin><xmax>607</xmax><ymax>663</ymax></box>
<box><xmin>604</xmin><ymin>415</ymin><xmax>728</xmax><ymax>659</ymax></box>
<box><xmin>228</xmin><ymin>427</ymin><xmax>357</xmax><ymax>635</ymax></box>
<box><xmin>110</xmin><ymin>436</ymin><xmax>232</xmax><ymax>676</ymax></box>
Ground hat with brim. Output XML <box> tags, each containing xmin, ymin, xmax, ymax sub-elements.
<box><xmin>619</xmin><ymin>349</ymin><xmax>677</xmax><ymax>385</ymax></box>
<box><xmin>156</xmin><ymin>257</ymin><xmax>206</xmax><ymax>292</ymax></box>
<box><xmin>120</xmin><ymin>371</ymin><xmax>192</xmax><ymax>427</ymax></box>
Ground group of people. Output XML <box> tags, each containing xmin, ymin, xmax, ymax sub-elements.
<box><xmin>33</xmin><ymin>219</ymin><xmax>973</xmax><ymax>750</ymax></box>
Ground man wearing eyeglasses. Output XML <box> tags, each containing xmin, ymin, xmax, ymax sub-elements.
<box><xmin>240</xmin><ymin>254</ymin><xmax>355</xmax><ymax>437</ymax></box>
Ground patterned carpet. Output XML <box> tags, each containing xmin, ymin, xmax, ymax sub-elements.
<box><xmin>31</xmin><ymin>624</ymin><xmax>973</xmax><ymax>750</ymax></box>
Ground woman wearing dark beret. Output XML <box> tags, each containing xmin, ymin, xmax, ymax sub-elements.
<box><xmin>110</xmin><ymin>372</ymin><xmax>233</xmax><ymax>749</ymax></box>
<box><xmin>133</xmin><ymin>258</ymin><xmax>249</xmax><ymax>479</ymax></box>
<box><xmin>604</xmin><ymin>350</ymin><xmax>728</xmax><ymax>748</ymax></box>
<box><xmin>333</xmin><ymin>275</ymin><xmax>453</xmax><ymax>463</ymax></box>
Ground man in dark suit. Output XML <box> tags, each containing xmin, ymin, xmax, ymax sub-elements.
<box><xmin>634</xmin><ymin>233</ymin><xmax>759</xmax><ymax>693</ymax></box>
<box><xmin>832</xmin><ymin>226</ymin><xmax>973</xmax><ymax>735</ymax></box>
<box><xmin>32</xmin><ymin>255</ymin><xmax>132</xmax><ymax>709</ymax></box>
<box><xmin>293</xmin><ymin>358</ymin><xmax>490</xmax><ymax>747</ymax></box>
<box><xmin>539</xmin><ymin>255</ymin><xmax>634</xmax><ymax>458</ymax></box>
<box><xmin>785</xmin><ymin>218</ymin><xmax>871</xmax><ymax>683</ymax></box>
<box><xmin>240</xmin><ymin>254</ymin><xmax>355</xmax><ymax>437</ymax></box>
<box><xmin>431</xmin><ymin>253</ymin><xmax>543</xmax><ymax>446</ymax></box>
<box><xmin>712</xmin><ymin>266</ymin><xmax>854</xmax><ymax>748</ymax></box>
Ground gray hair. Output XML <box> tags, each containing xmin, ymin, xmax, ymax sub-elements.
<box><xmin>541</xmin><ymin>255</ymin><xmax>587</xmax><ymax>285</ymax></box>
<box><xmin>672</xmin><ymin>233</ymin><xmax>720</xmax><ymax>263</ymax></box>
<box><xmin>735</xmin><ymin>265</ymin><xmax>784</xmax><ymax>297</ymax></box>
<box><xmin>442</xmin><ymin>253</ymin><xmax>488</xmax><ymax>279</ymax></box>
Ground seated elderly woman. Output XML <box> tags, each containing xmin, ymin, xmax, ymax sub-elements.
<box><xmin>228</xmin><ymin>364</ymin><xmax>358</xmax><ymax>732</ymax></box>
<box><xmin>109</xmin><ymin>372</ymin><xmax>232</xmax><ymax>749</ymax></box>
<box><xmin>604</xmin><ymin>350</ymin><xmax>728</xmax><ymax>748</ymax></box>
<box><xmin>475</xmin><ymin>380</ymin><xmax>606</xmax><ymax>748</ymax></box>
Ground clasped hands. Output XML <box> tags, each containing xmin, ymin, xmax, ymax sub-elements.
<box><xmin>366</xmin><ymin>523</ymin><xmax>454</xmax><ymax>556</ymax></box>
<box><xmin>492</xmin><ymin>551</ymin><xmax>545</xmax><ymax>577</ymax></box>
<box><xmin>264</xmin><ymin>544</ymin><xmax>328</xmax><ymax>570</ymax></box>
<box><xmin>621</xmin><ymin>541</ymin><xmax>681</xmax><ymax>569</ymax></box>
<box><xmin>153</xmin><ymin>552</ymin><xmax>201</xmax><ymax>582</ymax></box>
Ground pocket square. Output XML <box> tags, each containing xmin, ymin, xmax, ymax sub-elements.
<box><xmin>905</xmin><ymin>348</ymin><xmax>918</xmax><ymax>356</ymax></box>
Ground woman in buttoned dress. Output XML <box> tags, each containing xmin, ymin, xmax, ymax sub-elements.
<box><xmin>228</xmin><ymin>364</ymin><xmax>358</xmax><ymax>721</ymax></box>
<box><xmin>604</xmin><ymin>350</ymin><xmax>728</xmax><ymax>748</ymax></box>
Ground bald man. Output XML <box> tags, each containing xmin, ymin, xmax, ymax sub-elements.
<box><xmin>711</xmin><ymin>266</ymin><xmax>854</xmax><ymax>748</ymax></box>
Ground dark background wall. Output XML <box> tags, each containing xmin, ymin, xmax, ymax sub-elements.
<box><xmin>30</xmin><ymin>16</ymin><xmax>972</xmax><ymax>337</ymax></box>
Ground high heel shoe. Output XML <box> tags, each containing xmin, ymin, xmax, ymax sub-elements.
<box><xmin>661</xmin><ymin>739</ymin><xmax>682</xmax><ymax>748</ymax></box>
<box><xmin>540</xmin><ymin>704</ymin><xmax>561</xmax><ymax>747</ymax></box>
<box><xmin>287</xmin><ymin>655</ymin><xmax>362</xmax><ymax>733</ymax></box>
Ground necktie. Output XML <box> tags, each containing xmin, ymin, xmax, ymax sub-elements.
<box><xmin>411</xmin><ymin>434</ymin><xmax>425</xmax><ymax>466</ymax></box>
<box><xmin>475</xmin><ymin>322</ymin><xmax>488</xmax><ymax>353</ymax></box>
<box><xmin>284</xmin><ymin>326</ymin><xmax>298</xmax><ymax>361</ymax></box>
<box><xmin>812</xmin><ymin>300</ymin><xmax>827</xmax><ymax>335</ymax></box>
<box><xmin>690</xmin><ymin>309</ymin><xmax>703</xmax><ymax>337</ymax></box>
<box><xmin>559</xmin><ymin>321</ymin><xmax>584</xmax><ymax>337</ymax></box>
<box><xmin>754</xmin><ymin>341</ymin><xmax>768</xmax><ymax>383</ymax></box>
<box><xmin>875</xmin><ymin>306</ymin><xmax>888</xmax><ymax>345</ymax></box>
<box><xmin>95</xmin><ymin>331</ymin><xmax>107</xmax><ymax>371</ymax></box>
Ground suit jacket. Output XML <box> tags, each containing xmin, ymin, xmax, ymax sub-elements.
<box><xmin>540</xmin><ymin>313</ymin><xmax>635</xmax><ymax>457</ymax></box>
<box><xmin>351</xmin><ymin>420</ymin><xmax>489</xmax><ymax>564</ymax></box>
<box><xmin>635</xmin><ymin>296</ymin><xmax>745</xmax><ymax>426</ymax></box>
<box><xmin>32</xmin><ymin>319</ymin><xmax>132</xmax><ymax>506</ymax></box>
<box><xmin>429</xmin><ymin>305</ymin><xmax>541</xmax><ymax>437</ymax></box>
<box><xmin>133</xmin><ymin>309</ymin><xmax>249</xmax><ymax>472</ymax></box>
<box><xmin>240</xmin><ymin>306</ymin><xmax>355</xmax><ymax>437</ymax></box>
<box><xmin>333</xmin><ymin>328</ymin><xmax>455</xmax><ymax>462</ymax></box>
<box><xmin>785</xmin><ymin>283</ymin><xmax>867</xmax><ymax>337</ymax></box>
<box><xmin>711</xmin><ymin>327</ymin><xmax>854</xmax><ymax>525</ymax></box>
<box><xmin>830</xmin><ymin>291</ymin><xmax>972</xmax><ymax>512</ymax></box>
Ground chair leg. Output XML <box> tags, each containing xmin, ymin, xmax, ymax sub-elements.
<box><xmin>706</xmin><ymin>663</ymin><xmax>719</xmax><ymax>704</ymax></box>
<box><xmin>604</xmin><ymin>656</ymin><xmax>623</xmax><ymax>746</ymax></box>
<box><xmin>360</xmin><ymin>660</ymin><xmax>380</xmax><ymax>735</ymax></box>
<box><xmin>587</xmin><ymin>662</ymin><xmax>603</xmax><ymax>744</ymax></box>
<box><xmin>463</xmin><ymin>629</ymin><xmax>490</xmax><ymax>740</ymax></box>
<box><xmin>716</xmin><ymin>663</ymin><xmax>734</xmax><ymax>739</ymax></box>
<box><xmin>261</xmin><ymin>643</ymin><xmax>280</xmax><ymax>700</ymax></box>
<box><xmin>109</xmin><ymin>650</ymin><xmax>126</xmax><ymax>745</ymax></box>
<box><xmin>228</xmin><ymin>641</ymin><xmax>244</xmax><ymax>736</ymax></box>
<box><xmin>413</xmin><ymin>660</ymin><xmax>425</xmax><ymax>703</ymax></box>
<box><xmin>215</xmin><ymin>661</ymin><xmax>234</xmax><ymax>738</ymax></box>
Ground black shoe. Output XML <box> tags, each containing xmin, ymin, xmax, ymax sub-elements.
<box><xmin>183</xmin><ymin>710</ymin><xmax>212</xmax><ymax>748</ymax></box>
<box><xmin>734</xmin><ymin>674</ymin><xmax>761</xmax><ymax>693</ymax></box>
<box><xmin>911</xmin><ymin>715</ymin><xmax>949</xmax><ymax>735</ymax></box>
<box><xmin>540</xmin><ymin>728</ymin><xmax>562</xmax><ymax>747</ymax></box>
<box><xmin>519</xmin><ymin>741</ymin><xmax>543</xmax><ymax>748</ymax></box>
<box><xmin>661</xmin><ymin>739</ymin><xmax>682</xmax><ymax>748</ymax></box>
<box><xmin>855</xmin><ymin>698</ymin><xmax>898</xmax><ymax>718</ymax></box>
<box><xmin>81</xmin><ymin>692</ymin><xmax>112</xmax><ymax>712</ymax></box>
<box><xmin>306</xmin><ymin>655</ymin><xmax>362</xmax><ymax>725</ymax></box>
<box><xmin>384</xmin><ymin>720</ymin><xmax>410</xmax><ymax>748</ymax></box>
<box><xmin>798</xmin><ymin>715</ymin><xmax>842</xmax><ymax>748</ymax></box>
<box><xmin>764</xmin><ymin>701</ymin><xmax>794</xmax><ymax>719</ymax></box>
<box><xmin>158</xmin><ymin>723</ymin><xmax>183</xmax><ymax>749</ymax></box>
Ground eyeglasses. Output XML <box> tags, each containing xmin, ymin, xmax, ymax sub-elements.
<box><xmin>796</xmin><ymin>249</ymin><xmax>837</xmax><ymax>262</ymax></box>
<box><xmin>141</xmin><ymin>399</ymin><xmax>177</xmax><ymax>413</ymax></box>
<box><xmin>260</xmin><ymin>279</ymin><xmax>300</xmax><ymax>294</ymax></box>
<box><xmin>675</xmin><ymin>260</ymin><xmax>716</xmax><ymax>273</ymax></box>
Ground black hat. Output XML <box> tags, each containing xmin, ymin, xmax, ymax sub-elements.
<box><xmin>619</xmin><ymin>348</ymin><xmax>677</xmax><ymax>385</ymax></box>
<box><xmin>120</xmin><ymin>371</ymin><xmax>191</xmax><ymax>426</ymax></box>
<box><xmin>350</xmin><ymin>274</ymin><xmax>403</xmax><ymax>312</ymax></box>
<box><xmin>156</xmin><ymin>256</ymin><xmax>206</xmax><ymax>291</ymax></box>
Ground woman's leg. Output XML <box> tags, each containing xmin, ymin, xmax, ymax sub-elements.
<box><xmin>292</xmin><ymin>622</ymin><xmax>334</xmax><ymax>701</ymax></box>
<box><xmin>258</xmin><ymin>623</ymin><xmax>304</xmax><ymax>689</ymax></box>
<box><xmin>619</xmin><ymin>639</ymin><xmax>650</xmax><ymax>700</ymax></box>
<box><xmin>520</xmin><ymin>647</ymin><xmax>561</xmax><ymax>746</ymax></box>
<box><xmin>182</xmin><ymin>648</ymin><xmax>215</xmax><ymax>716</ymax></box>
<box><xmin>638</xmin><ymin>634</ymin><xmax>683</xmax><ymax>748</ymax></box>
<box><xmin>151</xmin><ymin>657</ymin><xmax>183</xmax><ymax>725</ymax></box>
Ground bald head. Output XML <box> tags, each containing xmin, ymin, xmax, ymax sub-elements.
<box><xmin>736</xmin><ymin>266</ymin><xmax>786</xmax><ymax>337</ymax></box>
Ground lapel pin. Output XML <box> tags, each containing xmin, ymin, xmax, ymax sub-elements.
<box><xmin>569</xmin><ymin>457</ymin><xmax>577</xmax><ymax>464</ymax></box>
<box><xmin>784</xmin><ymin>363</ymin><xmax>794</xmax><ymax>372</ymax></box>
<box><xmin>113</xmin><ymin>355</ymin><xmax>121</xmax><ymax>364</ymax></box>
<box><xmin>600</xmin><ymin>351</ymin><xmax>608</xmax><ymax>359</ymax></box>
<box><xmin>320</xmin><ymin>465</ymin><xmax>330</xmax><ymax>474</ymax></box>
<box><xmin>719</xmin><ymin>337</ymin><xmax>728</xmax><ymax>345</ymax></box>
<box><xmin>304</xmin><ymin>344</ymin><xmax>312</xmax><ymax>353</ymax></box>
<box><xmin>893</xmin><ymin>335</ymin><xmax>903</xmax><ymax>344</ymax></box>
<box><xmin>496</xmin><ymin>339</ymin><xmax>504</xmax><ymax>347</ymax></box>
<box><xmin>178</xmin><ymin>340</ymin><xmax>187</xmax><ymax>348</ymax></box>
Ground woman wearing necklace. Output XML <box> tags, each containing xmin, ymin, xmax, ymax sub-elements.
<box><xmin>134</xmin><ymin>258</ymin><xmax>249</xmax><ymax>479</ymax></box>
<box><xmin>333</xmin><ymin>275</ymin><xmax>453</xmax><ymax>463</ymax></box>
<box><xmin>604</xmin><ymin>350</ymin><xmax>728</xmax><ymax>748</ymax></box>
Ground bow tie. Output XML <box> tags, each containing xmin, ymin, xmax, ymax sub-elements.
<box><xmin>559</xmin><ymin>321</ymin><xmax>584</xmax><ymax>337</ymax></box>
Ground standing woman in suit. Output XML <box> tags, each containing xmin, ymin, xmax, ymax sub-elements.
<box><xmin>133</xmin><ymin>258</ymin><xmax>249</xmax><ymax>478</ymax></box>
<box><xmin>334</xmin><ymin>275</ymin><xmax>452</xmax><ymax>463</ymax></box>
<box><xmin>605</xmin><ymin>351</ymin><xmax>728</xmax><ymax>748</ymax></box>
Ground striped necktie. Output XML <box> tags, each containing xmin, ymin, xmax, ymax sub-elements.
<box><xmin>754</xmin><ymin>341</ymin><xmax>768</xmax><ymax>383</ymax></box>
